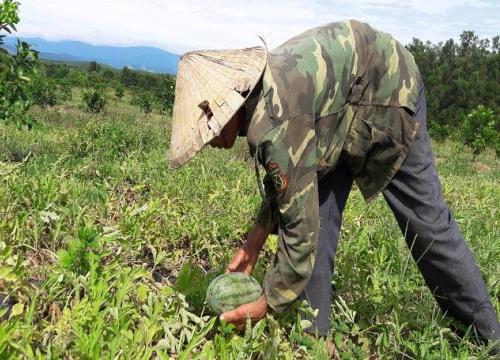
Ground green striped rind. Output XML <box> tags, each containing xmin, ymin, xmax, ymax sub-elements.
<box><xmin>205</xmin><ymin>272</ymin><xmax>262</xmax><ymax>315</ymax></box>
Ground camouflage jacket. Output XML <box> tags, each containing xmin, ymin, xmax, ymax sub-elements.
<box><xmin>245</xmin><ymin>20</ymin><xmax>422</xmax><ymax>312</ymax></box>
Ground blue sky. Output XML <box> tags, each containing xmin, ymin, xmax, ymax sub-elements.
<box><xmin>15</xmin><ymin>0</ymin><xmax>500</xmax><ymax>54</ymax></box>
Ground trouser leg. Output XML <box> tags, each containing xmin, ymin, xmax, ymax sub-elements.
<box><xmin>382</xmin><ymin>84</ymin><xmax>500</xmax><ymax>341</ymax></box>
<box><xmin>298</xmin><ymin>162</ymin><xmax>353</xmax><ymax>337</ymax></box>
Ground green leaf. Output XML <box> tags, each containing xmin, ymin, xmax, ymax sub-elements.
<box><xmin>300</xmin><ymin>319</ymin><xmax>312</xmax><ymax>329</ymax></box>
<box><xmin>9</xmin><ymin>302</ymin><xmax>24</xmax><ymax>318</ymax></box>
<box><xmin>161</xmin><ymin>286</ymin><xmax>174</xmax><ymax>297</ymax></box>
<box><xmin>56</xmin><ymin>249</ymin><xmax>72</xmax><ymax>268</ymax></box>
<box><xmin>137</xmin><ymin>283</ymin><xmax>150</xmax><ymax>302</ymax></box>
<box><xmin>0</xmin><ymin>266</ymin><xmax>17</xmax><ymax>282</ymax></box>
<box><xmin>173</xmin><ymin>261</ymin><xmax>217</xmax><ymax>312</ymax></box>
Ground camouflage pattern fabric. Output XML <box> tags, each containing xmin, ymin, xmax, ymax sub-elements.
<box><xmin>245</xmin><ymin>20</ymin><xmax>422</xmax><ymax>312</ymax></box>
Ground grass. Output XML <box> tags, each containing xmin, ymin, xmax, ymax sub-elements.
<box><xmin>0</xmin><ymin>95</ymin><xmax>498</xmax><ymax>359</ymax></box>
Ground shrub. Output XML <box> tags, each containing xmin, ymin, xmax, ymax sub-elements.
<box><xmin>156</xmin><ymin>77</ymin><xmax>176</xmax><ymax>115</ymax></box>
<box><xmin>70</xmin><ymin>117</ymin><xmax>157</xmax><ymax>159</ymax></box>
<box><xmin>115</xmin><ymin>85</ymin><xmax>125</xmax><ymax>100</ymax></box>
<box><xmin>102</xmin><ymin>69</ymin><xmax>115</xmax><ymax>82</ymax></box>
<box><xmin>429</xmin><ymin>122</ymin><xmax>451</xmax><ymax>141</ymax></box>
<box><xmin>58</xmin><ymin>81</ymin><xmax>73</xmax><ymax>101</ymax></box>
<box><xmin>460</xmin><ymin>105</ymin><xmax>499</xmax><ymax>159</ymax></box>
<box><xmin>131</xmin><ymin>90</ymin><xmax>154</xmax><ymax>115</ymax></box>
<box><xmin>140</xmin><ymin>93</ymin><xmax>153</xmax><ymax>115</ymax></box>
<box><xmin>82</xmin><ymin>87</ymin><xmax>107</xmax><ymax>113</ymax></box>
<box><xmin>67</xmin><ymin>69</ymin><xmax>87</xmax><ymax>87</ymax></box>
<box><xmin>86</xmin><ymin>72</ymin><xmax>105</xmax><ymax>88</ymax></box>
<box><xmin>29</xmin><ymin>76</ymin><xmax>58</xmax><ymax>108</ymax></box>
<box><xmin>57</xmin><ymin>225</ymin><xmax>100</xmax><ymax>275</ymax></box>
<box><xmin>88</xmin><ymin>61</ymin><xmax>100</xmax><ymax>73</ymax></box>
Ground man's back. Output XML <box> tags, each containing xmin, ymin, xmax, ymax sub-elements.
<box><xmin>266</xmin><ymin>20</ymin><xmax>421</xmax><ymax>120</ymax></box>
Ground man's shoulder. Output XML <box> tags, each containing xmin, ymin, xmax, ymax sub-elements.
<box><xmin>265</xmin><ymin>20</ymin><xmax>366</xmax><ymax>119</ymax></box>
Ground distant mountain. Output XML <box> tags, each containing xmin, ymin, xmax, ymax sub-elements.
<box><xmin>2</xmin><ymin>37</ymin><xmax>179</xmax><ymax>74</ymax></box>
<box><xmin>2</xmin><ymin>42</ymin><xmax>16</xmax><ymax>54</ymax></box>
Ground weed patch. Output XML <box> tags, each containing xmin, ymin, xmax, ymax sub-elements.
<box><xmin>0</xmin><ymin>102</ymin><xmax>497</xmax><ymax>358</ymax></box>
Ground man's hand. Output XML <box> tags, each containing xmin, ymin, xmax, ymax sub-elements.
<box><xmin>226</xmin><ymin>223</ymin><xmax>271</xmax><ymax>275</ymax></box>
<box><xmin>226</xmin><ymin>241</ymin><xmax>260</xmax><ymax>274</ymax></box>
<box><xmin>220</xmin><ymin>295</ymin><xmax>268</xmax><ymax>331</ymax></box>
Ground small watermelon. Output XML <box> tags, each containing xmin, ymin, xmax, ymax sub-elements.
<box><xmin>205</xmin><ymin>272</ymin><xmax>262</xmax><ymax>315</ymax></box>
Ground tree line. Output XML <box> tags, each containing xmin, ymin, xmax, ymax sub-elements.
<box><xmin>35</xmin><ymin>60</ymin><xmax>176</xmax><ymax>115</ymax></box>
<box><xmin>406</xmin><ymin>31</ymin><xmax>499</xmax><ymax>141</ymax></box>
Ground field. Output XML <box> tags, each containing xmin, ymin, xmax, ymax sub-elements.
<box><xmin>0</xmin><ymin>94</ymin><xmax>498</xmax><ymax>359</ymax></box>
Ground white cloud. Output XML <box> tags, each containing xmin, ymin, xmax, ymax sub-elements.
<box><xmin>334</xmin><ymin>0</ymin><xmax>489</xmax><ymax>14</ymax></box>
<box><xmin>15</xmin><ymin>0</ymin><xmax>500</xmax><ymax>54</ymax></box>
<box><xmin>17</xmin><ymin>0</ymin><xmax>316</xmax><ymax>52</ymax></box>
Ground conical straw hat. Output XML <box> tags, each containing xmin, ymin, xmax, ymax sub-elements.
<box><xmin>169</xmin><ymin>46</ymin><xmax>267</xmax><ymax>169</ymax></box>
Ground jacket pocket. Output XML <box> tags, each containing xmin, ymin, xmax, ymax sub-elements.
<box><xmin>342</xmin><ymin>106</ymin><xmax>419</xmax><ymax>200</ymax></box>
<box><xmin>342</xmin><ymin>114</ymin><xmax>398</xmax><ymax>176</ymax></box>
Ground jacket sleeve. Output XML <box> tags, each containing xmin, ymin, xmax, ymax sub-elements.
<box><xmin>257</xmin><ymin>113</ymin><xmax>320</xmax><ymax>313</ymax></box>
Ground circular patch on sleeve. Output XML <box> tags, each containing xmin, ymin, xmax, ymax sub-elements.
<box><xmin>266</xmin><ymin>162</ymin><xmax>288</xmax><ymax>193</ymax></box>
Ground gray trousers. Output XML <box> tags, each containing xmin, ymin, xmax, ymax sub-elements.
<box><xmin>300</xmin><ymin>84</ymin><xmax>500</xmax><ymax>342</ymax></box>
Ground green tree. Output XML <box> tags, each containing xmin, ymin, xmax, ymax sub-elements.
<box><xmin>28</xmin><ymin>75</ymin><xmax>58</xmax><ymax>108</ymax></box>
<box><xmin>407</xmin><ymin>31</ymin><xmax>500</xmax><ymax>139</ymax></box>
<box><xmin>492</xmin><ymin>36</ymin><xmax>500</xmax><ymax>54</ymax></box>
<box><xmin>58</xmin><ymin>80</ymin><xmax>73</xmax><ymax>101</ymax></box>
<box><xmin>82</xmin><ymin>86</ymin><xmax>107</xmax><ymax>113</ymax></box>
<box><xmin>45</xmin><ymin>63</ymin><xmax>70</xmax><ymax>79</ymax></box>
<box><xmin>461</xmin><ymin>105</ymin><xmax>499</xmax><ymax>159</ymax></box>
<box><xmin>102</xmin><ymin>68</ymin><xmax>115</xmax><ymax>82</ymax></box>
<box><xmin>88</xmin><ymin>61</ymin><xmax>100</xmax><ymax>73</ymax></box>
<box><xmin>156</xmin><ymin>76</ymin><xmax>176</xmax><ymax>114</ymax></box>
<box><xmin>0</xmin><ymin>0</ymin><xmax>39</xmax><ymax>128</ymax></box>
<box><xmin>141</xmin><ymin>93</ymin><xmax>153</xmax><ymax>115</ymax></box>
<box><xmin>115</xmin><ymin>84</ymin><xmax>125</xmax><ymax>100</ymax></box>
<box><xmin>0</xmin><ymin>0</ymin><xmax>19</xmax><ymax>46</ymax></box>
<box><xmin>67</xmin><ymin>68</ymin><xmax>87</xmax><ymax>87</ymax></box>
<box><xmin>131</xmin><ymin>89</ymin><xmax>154</xmax><ymax>115</ymax></box>
<box><xmin>121</xmin><ymin>66</ymin><xmax>134</xmax><ymax>86</ymax></box>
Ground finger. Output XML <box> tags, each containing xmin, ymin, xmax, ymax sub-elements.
<box><xmin>242</xmin><ymin>264</ymin><xmax>253</xmax><ymax>275</ymax></box>
<box><xmin>227</xmin><ymin>250</ymin><xmax>246</xmax><ymax>272</ymax></box>
<box><xmin>237</xmin><ymin>255</ymin><xmax>255</xmax><ymax>275</ymax></box>
<box><xmin>221</xmin><ymin>302</ymin><xmax>255</xmax><ymax>324</ymax></box>
<box><xmin>220</xmin><ymin>307</ymin><xmax>243</xmax><ymax>323</ymax></box>
<box><xmin>226</xmin><ymin>252</ymin><xmax>242</xmax><ymax>272</ymax></box>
